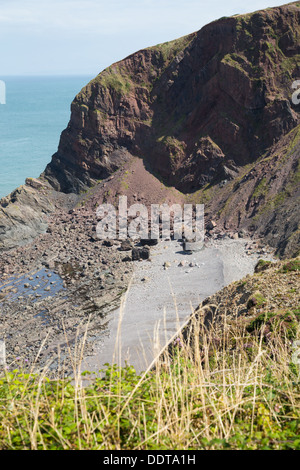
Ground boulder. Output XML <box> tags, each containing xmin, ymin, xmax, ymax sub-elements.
<box><xmin>183</xmin><ymin>240</ymin><xmax>204</xmax><ymax>252</ymax></box>
<box><xmin>207</xmin><ymin>220</ymin><xmax>217</xmax><ymax>231</ymax></box>
<box><xmin>140</xmin><ymin>238</ymin><xmax>158</xmax><ymax>246</ymax></box>
<box><xmin>132</xmin><ymin>246</ymin><xmax>150</xmax><ymax>261</ymax></box>
<box><xmin>102</xmin><ymin>239</ymin><xmax>114</xmax><ymax>247</ymax></box>
<box><xmin>119</xmin><ymin>240</ymin><xmax>133</xmax><ymax>251</ymax></box>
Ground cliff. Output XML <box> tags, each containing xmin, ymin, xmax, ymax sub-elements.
<box><xmin>1</xmin><ymin>2</ymin><xmax>299</xmax><ymax>256</ymax></box>
<box><xmin>44</xmin><ymin>3</ymin><xmax>300</xmax><ymax>192</ymax></box>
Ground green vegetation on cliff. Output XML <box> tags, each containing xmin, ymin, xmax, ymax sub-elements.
<box><xmin>148</xmin><ymin>33</ymin><xmax>195</xmax><ymax>65</ymax></box>
<box><xmin>81</xmin><ymin>33</ymin><xmax>195</xmax><ymax>100</ymax></box>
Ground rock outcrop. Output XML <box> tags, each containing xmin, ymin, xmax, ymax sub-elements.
<box><xmin>0</xmin><ymin>179</ymin><xmax>77</xmax><ymax>251</ymax></box>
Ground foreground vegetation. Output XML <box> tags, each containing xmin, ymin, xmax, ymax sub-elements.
<box><xmin>0</xmin><ymin>320</ymin><xmax>299</xmax><ymax>449</ymax></box>
<box><xmin>0</xmin><ymin>258</ymin><xmax>299</xmax><ymax>450</ymax></box>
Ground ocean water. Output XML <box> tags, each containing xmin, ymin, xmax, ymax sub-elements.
<box><xmin>0</xmin><ymin>76</ymin><xmax>93</xmax><ymax>200</ymax></box>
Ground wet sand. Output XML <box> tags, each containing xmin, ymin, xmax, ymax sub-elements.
<box><xmin>81</xmin><ymin>238</ymin><xmax>274</xmax><ymax>374</ymax></box>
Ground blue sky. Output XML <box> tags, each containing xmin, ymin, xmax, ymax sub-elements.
<box><xmin>0</xmin><ymin>0</ymin><xmax>289</xmax><ymax>76</ymax></box>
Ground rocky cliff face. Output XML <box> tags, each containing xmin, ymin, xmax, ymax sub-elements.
<box><xmin>44</xmin><ymin>2</ymin><xmax>300</xmax><ymax>193</ymax></box>
<box><xmin>40</xmin><ymin>2</ymin><xmax>300</xmax><ymax>257</ymax></box>
<box><xmin>1</xmin><ymin>2</ymin><xmax>299</xmax><ymax>256</ymax></box>
<box><xmin>0</xmin><ymin>178</ymin><xmax>77</xmax><ymax>251</ymax></box>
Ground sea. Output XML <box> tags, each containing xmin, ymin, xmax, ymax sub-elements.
<box><xmin>0</xmin><ymin>76</ymin><xmax>93</xmax><ymax>200</ymax></box>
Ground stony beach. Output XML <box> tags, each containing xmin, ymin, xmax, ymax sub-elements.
<box><xmin>0</xmin><ymin>200</ymin><xmax>274</xmax><ymax>376</ymax></box>
<box><xmin>81</xmin><ymin>237</ymin><xmax>275</xmax><ymax>375</ymax></box>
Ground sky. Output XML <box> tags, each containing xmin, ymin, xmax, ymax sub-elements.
<box><xmin>0</xmin><ymin>0</ymin><xmax>291</xmax><ymax>76</ymax></box>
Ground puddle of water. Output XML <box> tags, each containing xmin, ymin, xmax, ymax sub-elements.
<box><xmin>0</xmin><ymin>268</ymin><xmax>65</xmax><ymax>303</ymax></box>
<box><xmin>34</xmin><ymin>309</ymin><xmax>50</xmax><ymax>325</ymax></box>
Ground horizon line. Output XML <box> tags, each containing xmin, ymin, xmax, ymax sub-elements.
<box><xmin>0</xmin><ymin>74</ymin><xmax>96</xmax><ymax>78</ymax></box>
